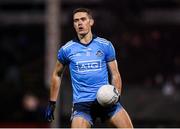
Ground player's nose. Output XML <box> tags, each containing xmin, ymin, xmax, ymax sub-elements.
<box><xmin>78</xmin><ymin>20</ymin><xmax>83</xmax><ymax>25</ymax></box>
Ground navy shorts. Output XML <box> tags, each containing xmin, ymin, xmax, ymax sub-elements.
<box><xmin>71</xmin><ymin>100</ymin><xmax>123</xmax><ymax>126</ymax></box>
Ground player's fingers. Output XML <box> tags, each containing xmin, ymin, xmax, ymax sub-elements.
<box><xmin>47</xmin><ymin>115</ymin><xmax>53</xmax><ymax>122</ymax></box>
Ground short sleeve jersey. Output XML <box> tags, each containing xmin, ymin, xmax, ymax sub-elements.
<box><xmin>57</xmin><ymin>36</ymin><xmax>116</xmax><ymax>103</ymax></box>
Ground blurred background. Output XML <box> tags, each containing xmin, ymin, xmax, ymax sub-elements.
<box><xmin>0</xmin><ymin>0</ymin><xmax>180</xmax><ymax>128</ymax></box>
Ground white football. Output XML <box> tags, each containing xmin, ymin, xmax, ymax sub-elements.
<box><xmin>96</xmin><ymin>84</ymin><xmax>120</xmax><ymax>107</ymax></box>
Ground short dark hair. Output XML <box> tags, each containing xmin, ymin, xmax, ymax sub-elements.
<box><xmin>73</xmin><ymin>8</ymin><xmax>93</xmax><ymax>19</ymax></box>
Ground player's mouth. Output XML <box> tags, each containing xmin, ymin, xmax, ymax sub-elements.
<box><xmin>78</xmin><ymin>26</ymin><xmax>84</xmax><ymax>31</ymax></box>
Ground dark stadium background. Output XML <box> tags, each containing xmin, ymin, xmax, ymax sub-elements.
<box><xmin>0</xmin><ymin>0</ymin><xmax>180</xmax><ymax>128</ymax></box>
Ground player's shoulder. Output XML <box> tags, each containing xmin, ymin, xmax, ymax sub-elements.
<box><xmin>61</xmin><ymin>40</ymin><xmax>76</xmax><ymax>50</ymax></box>
<box><xmin>94</xmin><ymin>36</ymin><xmax>111</xmax><ymax>46</ymax></box>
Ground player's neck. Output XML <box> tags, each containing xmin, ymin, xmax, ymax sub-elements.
<box><xmin>78</xmin><ymin>32</ymin><xmax>93</xmax><ymax>44</ymax></box>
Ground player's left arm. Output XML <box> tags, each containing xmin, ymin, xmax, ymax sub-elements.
<box><xmin>107</xmin><ymin>60</ymin><xmax>122</xmax><ymax>95</ymax></box>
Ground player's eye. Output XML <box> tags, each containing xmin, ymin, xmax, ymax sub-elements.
<box><xmin>81</xmin><ymin>17</ymin><xmax>87</xmax><ymax>21</ymax></box>
<box><xmin>73</xmin><ymin>19</ymin><xmax>79</xmax><ymax>23</ymax></box>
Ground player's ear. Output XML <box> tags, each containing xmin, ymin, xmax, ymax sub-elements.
<box><xmin>90</xmin><ymin>19</ymin><xmax>94</xmax><ymax>26</ymax></box>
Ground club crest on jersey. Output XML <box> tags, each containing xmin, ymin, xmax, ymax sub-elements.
<box><xmin>76</xmin><ymin>60</ymin><xmax>101</xmax><ymax>72</ymax></box>
<box><xmin>96</xmin><ymin>50</ymin><xmax>103</xmax><ymax>57</ymax></box>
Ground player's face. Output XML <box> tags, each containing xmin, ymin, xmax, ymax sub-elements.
<box><xmin>73</xmin><ymin>12</ymin><xmax>94</xmax><ymax>36</ymax></box>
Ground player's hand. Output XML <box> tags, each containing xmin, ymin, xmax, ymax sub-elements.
<box><xmin>45</xmin><ymin>101</ymin><xmax>56</xmax><ymax>122</ymax></box>
<box><xmin>113</xmin><ymin>87</ymin><xmax>121</xmax><ymax>101</ymax></box>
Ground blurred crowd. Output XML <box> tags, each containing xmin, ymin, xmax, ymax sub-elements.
<box><xmin>0</xmin><ymin>27</ymin><xmax>48</xmax><ymax>124</ymax></box>
<box><xmin>114</xmin><ymin>29</ymin><xmax>180</xmax><ymax>89</ymax></box>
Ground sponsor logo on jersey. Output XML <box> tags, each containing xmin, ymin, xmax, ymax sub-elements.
<box><xmin>76</xmin><ymin>60</ymin><xmax>101</xmax><ymax>72</ymax></box>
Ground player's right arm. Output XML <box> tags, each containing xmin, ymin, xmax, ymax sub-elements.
<box><xmin>45</xmin><ymin>60</ymin><xmax>65</xmax><ymax>122</ymax></box>
<box><xmin>50</xmin><ymin>60</ymin><xmax>65</xmax><ymax>102</ymax></box>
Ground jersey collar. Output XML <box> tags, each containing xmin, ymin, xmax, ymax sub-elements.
<box><xmin>73</xmin><ymin>34</ymin><xmax>97</xmax><ymax>47</ymax></box>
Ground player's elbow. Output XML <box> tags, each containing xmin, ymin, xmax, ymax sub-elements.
<box><xmin>51</xmin><ymin>72</ymin><xmax>61</xmax><ymax>85</ymax></box>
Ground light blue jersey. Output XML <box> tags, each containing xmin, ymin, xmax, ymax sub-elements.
<box><xmin>57</xmin><ymin>36</ymin><xmax>116</xmax><ymax>103</ymax></box>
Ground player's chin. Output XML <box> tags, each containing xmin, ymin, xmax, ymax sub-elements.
<box><xmin>78</xmin><ymin>31</ymin><xmax>88</xmax><ymax>36</ymax></box>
